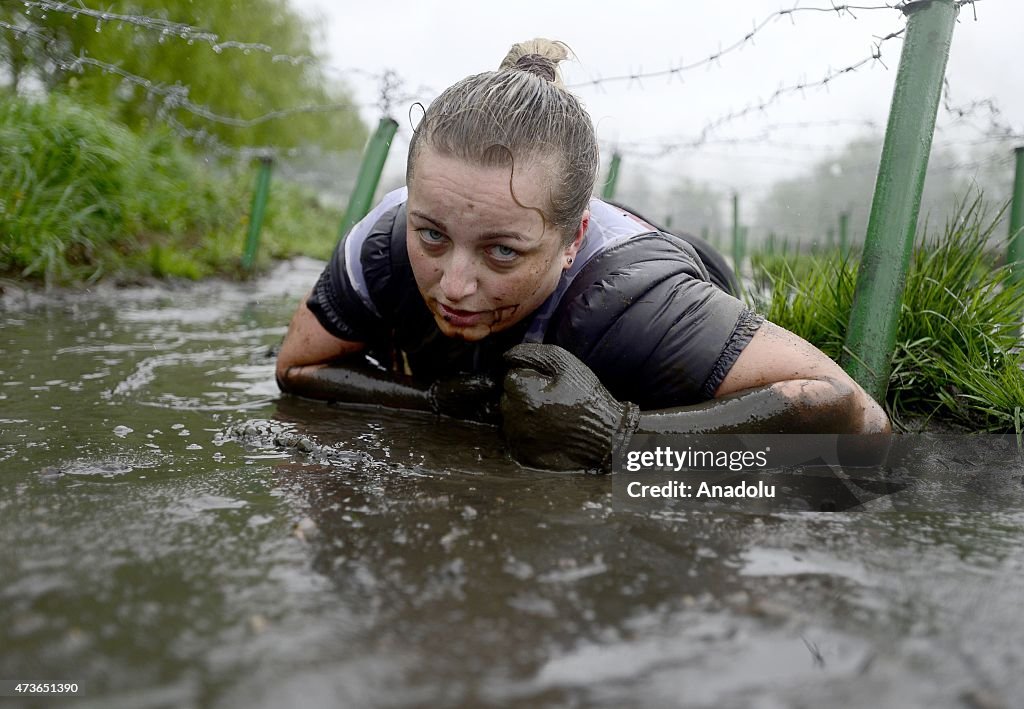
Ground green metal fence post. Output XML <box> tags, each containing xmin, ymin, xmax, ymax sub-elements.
<box><xmin>602</xmin><ymin>152</ymin><xmax>621</xmax><ymax>201</ymax></box>
<box><xmin>1008</xmin><ymin>147</ymin><xmax>1024</xmax><ymax>284</ymax></box>
<box><xmin>839</xmin><ymin>211</ymin><xmax>850</xmax><ymax>259</ymax></box>
<box><xmin>337</xmin><ymin>117</ymin><xmax>399</xmax><ymax>241</ymax></box>
<box><xmin>242</xmin><ymin>155</ymin><xmax>273</xmax><ymax>272</ymax></box>
<box><xmin>840</xmin><ymin>0</ymin><xmax>959</xmax><ymax>402</ymax></box>
<box><xmin>731</xmin><ymin>193</ymin><xmax>743</xmax><ymax>279</ymax></box>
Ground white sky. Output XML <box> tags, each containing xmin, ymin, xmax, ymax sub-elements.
<box><xmin>290</xmin><ymin>0</ymin><xmax>1023</xmax><ymax>204</ymax></box>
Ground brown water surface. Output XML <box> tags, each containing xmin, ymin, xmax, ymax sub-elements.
<box><xmin>1</xmin><ymin>258</ymin><xmax>1022</xmax><ymax>708</ymax></box>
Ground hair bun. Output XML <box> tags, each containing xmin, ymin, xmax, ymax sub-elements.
<box><xmin>513</xmin><ymin>53</ymin><xmax>557</xmax><ymax>82</ymax></box>
<box><xmin>499</xmin><ymin>38</ymin><xmax>570</xmax><ymax>88</ymax></box>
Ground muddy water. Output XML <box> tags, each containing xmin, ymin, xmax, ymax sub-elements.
<box><xmin>2</xmin><ymin>258</ymin><xmax>1023</xmax><ymax>709</ymax></box>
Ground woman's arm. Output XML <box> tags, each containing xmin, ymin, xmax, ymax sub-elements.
<box><xmin>276</xmin><ymin>293</ymin><xmax>500</xmax><ymax>421</ymax></box>
<box><xmin>500</xmin><ymin>323</ymin><xmax>890</xmax><ymax>471</ymax></box>
<box><xmin>276</xmin><ymin>292</ymin><xmax>432</xmax><ymax>410</ymax></box>
<box><xmin>276</xmin><ymin>292</ymin><xmax>364</xmax><ymax>379</ymax></box>
<box><xmin>639</xmin><ymin>322</ymin><xmax>890</xmax><ymax>436</ymax></box>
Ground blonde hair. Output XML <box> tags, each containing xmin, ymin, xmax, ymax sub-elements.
<box><xmin>407</xmin><ymin>38</ymin><xmax>599</xmax><ymax>241</ymax></box>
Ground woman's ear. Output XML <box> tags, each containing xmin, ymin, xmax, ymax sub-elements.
<box><xmin>563</xmin><ymin>209</ymin><xmax>589</xmax><ymax>264</ymax></box>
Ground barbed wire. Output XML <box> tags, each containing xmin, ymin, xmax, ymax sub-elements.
<box><xmin>937</xmin><ymin>153</ymin><xmax>1015</xmax><ymax>172</ymax></box>
<box><xmin>13</xmin><ymin>0</ymin><xmax>430</xmax><ymax>96</ymax></box>
<box><xmin>942</xmin><ymin>77</ymin><xmax>1022</xmax><ymax>141</ymax></box>
<box><xmin>608</xmin><ymin>125</ymin><xmax>1015</xmax><ymax>161</ymax></box>
<box><xmin>4</xmin><ymin>0</ymin><xmax>1000</xmax><ymax>166</ymax></box>
<box><xmin>56</xmin><ymin>53</ymin><xmax>367</xmax><ymax>127</ymax></box>
<box><xmin>597</xmin><ymin>29</ymin><xmax>905</xmax><ymax>160</ymax></box>
<box><xmin>609</xmin><ymin>119</ymin><xmax>882</xmax><ymax>155</ymax></box>
<box><xmin>694</xmin><ymin>28</ymin><xmax>907</xmax><ymax>143</ymax></box>
<box><xmin>0</xmin><ymin>15</ymin><xmax>433</xmax><ymax>159</ymax></box>
<box><xmin>20</xmin><ymin>0</ymin><xmax>314</xmax><ymax>64</ymax></box>
<box><xmin>566</xmin><ymin>3</ymin><xmax>909</xmax><ymax>92</ymax></box>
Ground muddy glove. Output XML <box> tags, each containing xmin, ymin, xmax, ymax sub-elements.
<box><xmin>279</xmin><ymin>359</ymin><xmax>500</xmax><ymax>424</ymax></box>
<box><xmin>429</xmin><ymin>373</ymin><xmax>501</xmax><ymax>424</ymax></box>
<box><xmin>501</xmin><ymin>344</ymin><xmax>640</xmax><ymax>472</ymax></box>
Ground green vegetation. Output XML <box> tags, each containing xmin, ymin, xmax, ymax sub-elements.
<box><xmin>1</xmin><ymin>0</ymin><xmax>366</xmax><ymax>153</ymax></box>
<box><xmin>0</xmin><ymin>93</ymin><xmax>342</xmax><ymax>285</ymax></box>
<box><xmin>747</xmin><ymin>196</ymin><xmax>1024</xmax><ymax>432</ymax></box>
<box><xmin>0</xmin><ymin>0</ymin><xmax>365</xmax><ymax>285</ymax></box>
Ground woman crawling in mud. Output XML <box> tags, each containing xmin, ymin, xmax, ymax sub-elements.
<box><xmin>275</xmin><ymin>38</ymin><xmax>890</xmax><ymax>472</ymax></box>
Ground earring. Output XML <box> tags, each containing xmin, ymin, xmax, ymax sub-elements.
<box><xmin>566</xmin><ymin>257</ymin><xmax>574</xmax><ymax>266</ymax></box>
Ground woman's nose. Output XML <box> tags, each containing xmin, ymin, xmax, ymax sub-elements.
<box><xmin>439</xmin><ymin>251</ymin><xmax>478</xmax><ymax>302</ymax></box>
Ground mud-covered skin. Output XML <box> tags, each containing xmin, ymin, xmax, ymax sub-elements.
<box><xmin>278</xmin><ymin>358</ymin><xmax>432</xmax><ymax>412</ymax></box>
<box><xmin>278</xmin><ymin>356</ymin><xmax>502</xmax><ymax>423</ymax></box>
<box><xmin>502</xmin><ymin>343</ymin><xmax>879</xmax><ymax>472</ymax></box>
<box><xmin>636</xmin><ymin>378</ymin><xmax>859</xmax><ymax>435</ymax></box>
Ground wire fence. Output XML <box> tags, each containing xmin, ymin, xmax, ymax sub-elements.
<box><xmin>1</xmin><ymin>0</ymin><xmax>1018</xmax><ymax>248</ymax></box>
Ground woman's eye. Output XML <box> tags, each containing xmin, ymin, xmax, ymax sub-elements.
<box><xmin>488</xmin><ymin>244</ymin><xmax>519</xmax><ymax>262</ymax></box>
<box><xmin>418</xmin><ymin>228</ymin><xmax>446</xmax><ymax>246</ymax></box>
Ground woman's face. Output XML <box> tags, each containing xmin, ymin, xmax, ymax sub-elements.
<box><xmin>406</xmin><ymin>146</ymin><xmax>587</xmax><ymax>342</ymax></box>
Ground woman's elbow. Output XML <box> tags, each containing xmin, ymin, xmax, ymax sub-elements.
<box><xmin>816</xmin><ymin>376</ymin><xmax>890</xmax><ymax>434</ymax></box>
<box><xmin>853</xmin><ymin>390</ymin><xmax>891</xmax><ymax>435</ymax></box>
<box><xmin>775</xmin><ymin>376</ymin><xmax>883</xmax><ymax>434</ymax></box>
<box><xmin>275</xmin><ymin>360</ymin><xmax>298</xmax><ymax>394</ymax></box>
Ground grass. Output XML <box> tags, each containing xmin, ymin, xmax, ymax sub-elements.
<box><xmin>747</xmin><ymin>196</ymin><xmax>1024</xmax><ymax>433</ymax></box>
<box><xmin>0</xmin><ymin>92</ymin><xmax>342</xmax><ymax>286</ymax></box>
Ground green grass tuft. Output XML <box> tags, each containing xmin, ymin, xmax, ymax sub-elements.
<box><xmin>0</xmin><ymin>92</ymin><xmax>342</xmax><ymax>286</ymax></box>
<box><xmin>748</xmin><ymin>195</ymin><xmax>1024</xmax><ymax>432</ymax></box>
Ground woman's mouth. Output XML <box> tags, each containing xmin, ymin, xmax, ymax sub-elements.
<box><xmin>437</xmin><ymin>303</ymin><xmax>488</xmax><ymax>327</ymax></box>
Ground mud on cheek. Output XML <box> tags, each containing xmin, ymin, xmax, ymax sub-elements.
<box><xmin>492</xmin><ymin>305</ymin><xmax>520</xmax><ymax>324</ymax></box>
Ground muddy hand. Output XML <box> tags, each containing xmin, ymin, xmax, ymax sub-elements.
<box><xmin>501</xmin><ymin>344</ymin><xmax>640</xmax><ymax>472</ymax></box>
<box><xmin>429</xmin><ymin>373</ymin><xmax>501</xmax><ymax>424</ymax></box>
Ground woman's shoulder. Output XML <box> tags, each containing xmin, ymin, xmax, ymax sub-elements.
<box><xmin>564</xmin><ymin>229</ymin><xmax>714</xmax><ymax>312</ymax></box>
<box><xmin>589</xmin><ymin>198</ymin><xmax>739</xmax><ymax>295</ymax></box>
<box><xmin>545</xmin><ymin>226</ymin><xmax>754</xmax><ymax>408</ymax></box>
<box><xmin>343</xmin><ymin>187</ymin><xmax>409</xmax><ymax>265</ymax></box>
<box><xmin>313</xmin><ymin>188</ymin><xmax>415</xmax><ymax>332</ymax></box>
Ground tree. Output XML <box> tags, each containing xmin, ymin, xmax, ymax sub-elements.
<box><xmin>0</xmin><ymin>0</ymin><xmax>367</xmax><ymax>153</ymax></box>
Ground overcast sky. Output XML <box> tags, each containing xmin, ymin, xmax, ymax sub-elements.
<box><xmin>290</xmin><ymin>0</ymin><xmax>1022</xmax><ymax>203</ymax></box>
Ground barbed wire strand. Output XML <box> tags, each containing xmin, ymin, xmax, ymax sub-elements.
<box><xmin>21</xmin><ymin>0</ymin><xmax>313</xmax><ymax>64</ymax></box>
<box><xmin>942</xmin><ymin>77</ymin><xmax>1023</xmax><ymax>141</ymax></box>
<box><xmin>608</xmin><ymin>121</ymin><xmax>1014</xmax><ymax>160</ymax></box>
<box><xmin>566</xmin><ymin>3</ymin><xmax>909</xmax><ymax>91</ymax></box>
<box><xmin>17</xmin><ymin>1</ymin><xmax>420</xmax><ymax>91</ymax></box>
<box><xmin>4</xmin><ymin>1</ymin><xmax>998</xmax><ymax>161</ymax></box>
<box><xmin>602</xmin><ymin>28</ymin><xmax>908</xmax><ymax>160</ymax></box>
<box><xmin>612</xmin><ymin>119</ymin><xmax>882</xmax><ymax>152</ymax></box>
<box><xmin>0</xmin><ymin>18</ymin><xmax>432</xmax><ymax>159</ymax></box>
